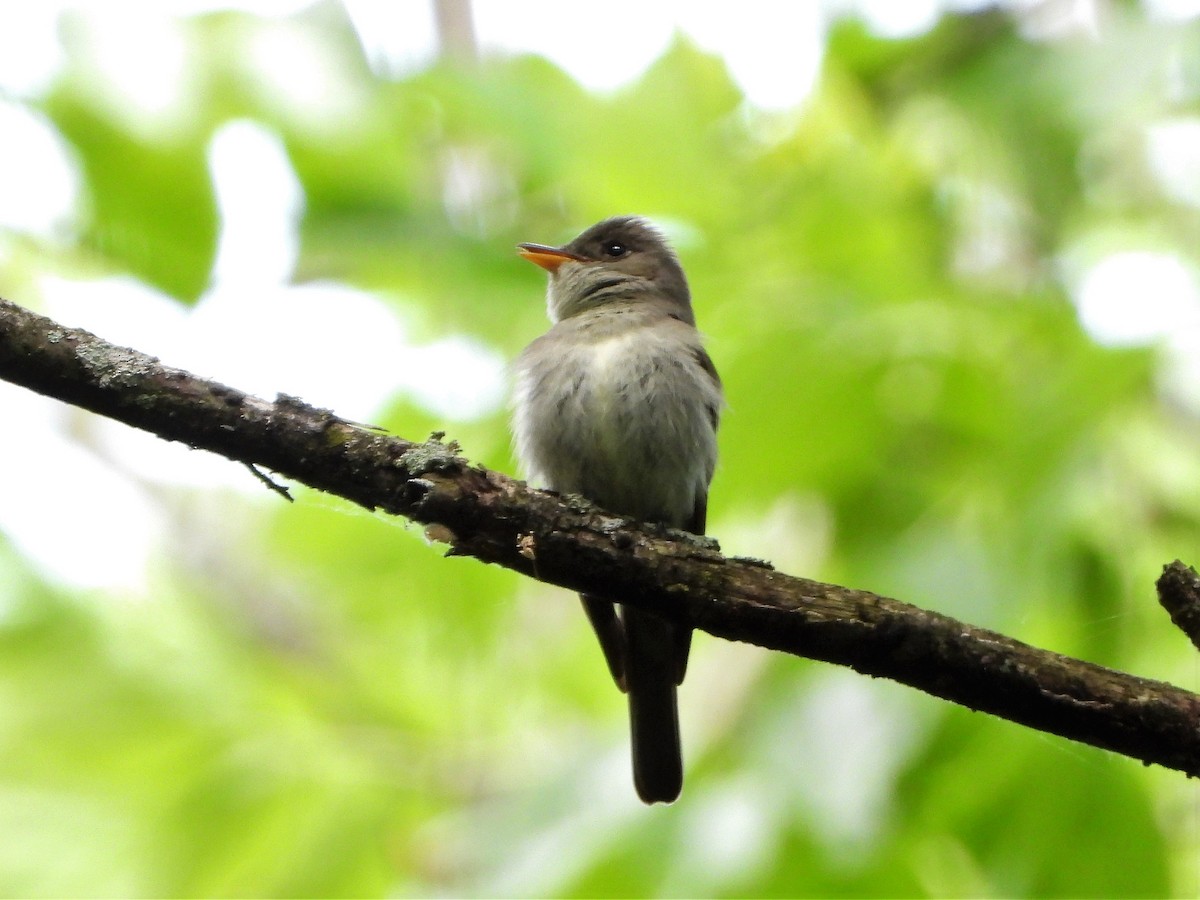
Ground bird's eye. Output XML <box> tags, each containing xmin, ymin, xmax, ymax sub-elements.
<box><xmin>601</xmin><ymin>240</ymin><xmax>627</xmax><ymax>258</ymax></box>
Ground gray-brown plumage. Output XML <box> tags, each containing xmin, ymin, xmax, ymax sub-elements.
<box><xmin>513</xmin><ymin>216</ymin><xmax>722</xmax><ymax>803</ymax></box>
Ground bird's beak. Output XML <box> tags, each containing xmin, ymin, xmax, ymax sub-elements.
<box><xmin>517</xmin><ymin>242</ymin><xmax>587</xmax><ymax>273</ymax></box>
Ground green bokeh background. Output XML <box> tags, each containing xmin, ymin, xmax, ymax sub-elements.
<box><xmin>1</xmin><ymin>2</ymin><xmax>1199</xmax><ymax>896</ymax></box>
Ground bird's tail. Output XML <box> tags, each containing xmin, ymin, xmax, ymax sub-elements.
<box><xmin>624</xmin><ymin>606</ymin><xmax>683</xmax><ymax>804</ymax></box>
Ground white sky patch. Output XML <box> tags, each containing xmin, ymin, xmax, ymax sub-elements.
<box><xmin>1143</xmin><ymin>0</ymin><xmax>1200</xmax><ymax>19</ymax></box>
<box><xmin>676</xmin><ymin>4</ymin><xmax>825</xmax><ymax>110</ymax></box>
<box><xmin>841</xmin><ymin>0</ymin><xmax>944</xmax><ymax>38</ymax></box>
<box><xmin>0</xmin><ymin>100</ymin><xmax>79</xmax><ymax>236</ymax></box>
<box><xmin>1071</xmin><ymin>250</ymin><xmax>1200</xmax><ymax>347</ymax></box>
<box><xmin>209</xmin><ymin>120</ymin><xmax>303</xmax><ymax>287</ymax></box>
<box><xmin>397</xmin><ymin>333</ymin><xmax>508</xmax><ymax>421</ymax></box>
<box><xmin>343</xmin><ymin>0</ymin><xmax>438</xmax><ymax>77</ymax></box>
<box><xmin>0</xmin><ymin>378</ymin><xmax>162</xmax><ymax>592</ymax></box>
<box><xmin>1145</xmin><ymin>117</ymin><xmax>1200</xmax><ymax>208</ymax></box>
<box><xmin>171</xmin><ymin>0</ymin><xmax>311</xmax><ymax>12</ymax></box>
<box><xmin>1067</xmin><ymin>247</ymin><xmax>1200</xmax><ymax>429</ymax></box>
<box><xmin>473</xmin><ymin>2</ymin><xmax>677</xmax><ymax>93</ymax></box>
<box><xmin>471</xmin><ymin>1</ymin><xmax>824</xmax><ymax>110</ymax></box>
<box><xmin>184</xmin><ymin>279</ymin><xmax>506</xmax><ymax>423</ymax></box>
<box><xmin>0</xmin><ymin>5</ymin><xmax>62</xmax><ymax>96</ymax></box>
<box><xmin>66</xmin><ymin>8</ymin><xmax>194</xmax><ymax>135</ymax></box>
<box><xmin>245</xmin><ymin>15</ymin><xmax>371</xmax><ymax>133</ymax></box>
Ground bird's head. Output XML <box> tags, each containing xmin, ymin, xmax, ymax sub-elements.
<box><xmin>518</xmin><ymin>216</ymin><xmax>693</xmax><ymax>324</ymax></box>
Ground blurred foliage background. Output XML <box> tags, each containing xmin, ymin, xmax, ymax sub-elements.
<box><xmin>1</xmin><ymin>0</ymin><xmax>1199</xmax><ymax>896</ymax></box>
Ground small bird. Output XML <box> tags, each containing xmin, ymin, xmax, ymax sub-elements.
<box><xmin>512</xmin><ymin>216</ymin><xmax>722</xmax><ymax>803</ymax></box>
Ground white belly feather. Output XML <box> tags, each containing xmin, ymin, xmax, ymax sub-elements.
<box><xmin>513</xmin><ymin>322</ymin><xmax>717</xmax><ymax>528</ymax></box>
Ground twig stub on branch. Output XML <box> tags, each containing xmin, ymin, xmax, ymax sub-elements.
<box><xmin>1157</xmin><ymin>560</ymin><xmax>1200</xmax><ymax>652</ymax></box>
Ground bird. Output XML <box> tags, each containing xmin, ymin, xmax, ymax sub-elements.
<box><xmin>512</xmin><ymin>216</ymin><xmax>722</xmax><ymax>803</ymax></box>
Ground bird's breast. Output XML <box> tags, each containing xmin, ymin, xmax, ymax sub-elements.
<box><xmin>513</xmin><ymin>320</ymin><xmax>715</xmax><ymax>526</ymax></box>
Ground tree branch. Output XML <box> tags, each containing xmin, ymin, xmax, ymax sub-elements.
<box><xmin>3</xmin><ymin>296</ymin><xmax>1200</xmax><ymax>777</ymax></box>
